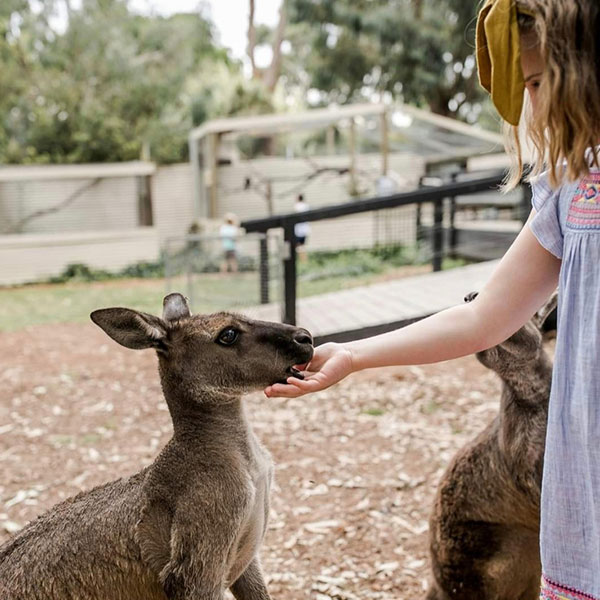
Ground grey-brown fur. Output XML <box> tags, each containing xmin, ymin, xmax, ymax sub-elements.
<box><xmin>0</xmin><ymin>293</ymin><xmax>313</xmax><ymax>600</ymax></box>
<box><xmin>426</xmin><ymin>291</ymin><xmax>557</xmax><ymax>600</ymax></box>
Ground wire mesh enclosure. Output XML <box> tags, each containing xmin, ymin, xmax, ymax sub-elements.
<box><xmin>294</xmin><ymin>205</ymin><xmax>429</xmax><ymax>302</ymax></box>
<box><xmin>163</xmin><ymin>232</ymin><xmax>284</xmax><ymax>320</ymax></box>
<box><xmin>241</xmin><ymin>169</ymin><xmax>528</xmax><ymax>327</ymax></box>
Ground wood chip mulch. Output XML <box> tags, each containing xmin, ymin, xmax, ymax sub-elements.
<box><xmin>0</xmin><ymin>321</ymin><xmax>523</xmax><ymax>598</ymax></box>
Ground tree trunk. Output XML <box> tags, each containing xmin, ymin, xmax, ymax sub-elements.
<box><xmin>428</xmin><ymin>91</ymin><xmax>452</xmax><ymax>117</ymax></box>
<box><xmin>263</xmin><ymin>1</ymin><xmax>287</xmax><ymax>93</ymax></box>
<box><xmin>247</xmin><ymin>0</ymin><xmax>259</xmax><ymax>79</ymax></box>
<box><xmin>414</xmin><ymin>0</ymin><xmax>424</xmax><ymax>20</ymax></box>
<box><xmin>64</xmin><ymin>0</ymin><xmax>73</xmax><ymax>22</ymax></box>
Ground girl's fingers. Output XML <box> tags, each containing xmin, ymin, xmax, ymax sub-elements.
<box><xmin>264</xmin><ymin>381</ymin><xmax>305</xmax><ymax>398</ymax></box>
<box><xmin>290</xmin><ymin>374</ymin><xmax>329</xmax><ymax>391</ymax></box>
<box><xmin>263</xmin><ymin>344</ymin><xmax>352</xmax><ymax>398</ymax></box>
<box><xmin>264</xmin><ymin>373</ymin><xmax>331</xmax><ymax>398</ymax></box>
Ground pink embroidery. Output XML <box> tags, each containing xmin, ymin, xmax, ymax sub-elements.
<box><xmin>568</xmin><ymin>174</ymin><xmax>600</xmax><ymax>229</ymax></box>
<box><xmin>540</xmin><ymin>576</ymin><xmax>599</xmax><ymax>600</ymax></box>
<box><xmin>567</xmin><ymin>217</ymin><xmax>600</xmax><ymax>225</ymax></box>
<box><xmin>568</xmin><ymin>205</ymin><xmax>600</xmax><ymax>215</ymax></box>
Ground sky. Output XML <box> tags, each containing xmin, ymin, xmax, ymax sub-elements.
<box><xmin>132</xmin><ymin>0</ymin><xmax>283</xmax><ymax>61</ymax></box>
<box><xmin>53</xmin><ymin>0</ymin><xmax>283</xmax><ymax>64</ymax></box>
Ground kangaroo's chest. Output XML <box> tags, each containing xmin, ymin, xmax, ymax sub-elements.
<box><xmin>226</xmin><ymin>445</ymin><xmax>273</xmax><ymax>585</ymax></box>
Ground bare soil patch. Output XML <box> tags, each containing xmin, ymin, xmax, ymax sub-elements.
<box><xmin>1</xmin><ymin>321</ymin><xmax>527</xmax><ymax>598</ymax></box>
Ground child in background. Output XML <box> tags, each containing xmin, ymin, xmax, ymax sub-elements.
<box><xmin>219</xmin><ymin>213</ymin><xmax>238</xmax><ymax>273</ymax></box>
<box><xmin>293</xmin><ymin>194</ymin><xmax>310</xmax><ymax>261</ymax></box>
<box><xmin>266</xmin><ymin>1</ymin><xmax>600</xmax><ymax>598</ymax></box>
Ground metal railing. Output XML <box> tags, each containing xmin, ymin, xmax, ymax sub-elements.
<box><xmin>242</xmin><ymin>169</ymin><xmax>531</xmax><ymax>325</ymax></box>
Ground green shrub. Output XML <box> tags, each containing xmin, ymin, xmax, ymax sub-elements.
<box><xmin>298</xmin><ymin>245</ymin><xmax>419</xmax><ymax>281</ymax></box>
<box><xmin>48</xmin><ymin>258</ymin><xmax>165</xmax><ymax>284</ymax></box>
<box><xmin>47</xmin><ymin>250</ymin><xmax>257</xmax><ymax>285</ymax></box>
<box><xmin>48</xmin><ymin>263</ymin><xmax>113</xmax><ymax>283</ymax></box>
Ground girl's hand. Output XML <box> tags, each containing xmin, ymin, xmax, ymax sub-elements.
<box><xmin>264</xmin><ymin>342</ymin><xmax>354</xmax><ymax>398</ymax></box>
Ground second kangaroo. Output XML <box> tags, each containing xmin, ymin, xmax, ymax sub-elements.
<box><xmin>427</xmin><ymin>292</ymin><xmax>557</xmax><ymax>600</ymax></box>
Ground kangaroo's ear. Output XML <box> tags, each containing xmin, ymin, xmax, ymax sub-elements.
<box><xmin>162</xmin><ymin>293</ymin><xmax>191</xmax><ymax>322</ymax></box>
<box><xmin>533</xmin><ymin>290</ymin><xmax>558</xmax><ymax>329</ymax></box>
<box><xmin>90</xmin><ymin>308</ymin><xmax>167</xmax><ymax>350</ymax></box>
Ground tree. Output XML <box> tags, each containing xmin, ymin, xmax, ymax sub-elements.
<box><xmin>0</xmin><ymin>0</ymin><xmax>260</xmax><ymax>164</ymax></box>
<box><xmin>287</xmin><ymin>0</ymin><xmax>485</xmax><ymax>121</ymax></box>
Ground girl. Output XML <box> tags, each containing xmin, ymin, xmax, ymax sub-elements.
<box><xmin>265</xmin><ymin>1</ymin><xmax>600</xmax><ymax>598</ymax></box>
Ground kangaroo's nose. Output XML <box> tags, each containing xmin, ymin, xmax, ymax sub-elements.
<box><xmin>293</xmin><ymin>329</ymin><xmax>313</xmax><ymax>346</ymax></box>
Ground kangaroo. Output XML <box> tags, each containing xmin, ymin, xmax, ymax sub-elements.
<box><xmin>426</xmin><ymin>291</ymin><xmax>557</xmax><ymax>600</ymax></box>
<box><xmin>0</xmin><ymin>293</ymin><xmax>313</xmax><ymax>600</ymax></box>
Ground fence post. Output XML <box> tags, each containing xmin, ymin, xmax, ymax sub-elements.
<box><xmin>283</xmin><ymin>225</ymin><xmax>297</xmax><ymax>325</ymax></box>
<box><xmin>432</xmin><ymin>198</ymin><xmax>444</xmax><ymax>272</ymax></box>
<box><xmin>448</xmin><ymin>171</ymin><xmax>458</xmax><ymax>258</ymax></box>
<box><xmin>416</xmin><ymin>176</ymin><xmax>425</xmax><ymax>244</ymax></box>
<box><xmin>259</xmin><ymin>236</ymin><xmax>270</xmax><ymax>304</ymax></box>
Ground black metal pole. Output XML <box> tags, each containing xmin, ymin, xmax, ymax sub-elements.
<box><xmin>416</xmin><ymin>176</ymin><xmax>425</xmax><ymax>244</ymax></box>
<box><xmin>449</xmin><ymin>198</ymin><xmax>457</xmax><ymax>258</ymax></box>
<box><xmin>432</xmin><ymin>198</ymin><xmax>444</xmax><ymax>272</ymax></box>
<box><xmin>283</xmin><ymin>225</ymin><xmax>297</xmax><ymax>325</ymax></box>
<box><xmin>449</xmin><ymin>171</ymin><xmax>458</xmax><ymax>259</ymax></box>
<box><xmin>259</xmin><ymin>236</ymin><xmax>269</xmax><ymax>304</ymax></box>
<box><xmin>416</xmin><ymin>203</ymin><xmax>423</xmax><ymax>243</ymax></box>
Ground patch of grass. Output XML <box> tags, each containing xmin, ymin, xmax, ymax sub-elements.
<box><xmin>0</xmin><ymin>279</ymin><xmax>169</xmax><ymax>332</ymax></box>
<box><xmin>421</xmin><ymin>399</ymin><xmax>441</xmax><ymax>415</ymax></box>
<box><xmin>0</xmin><ymin>247</ymin><xmax>471</xmax><ymax>332</ymax></box>
<box><xmin>362</xmin><ymin>408</ymin><xmax>385</xmax><ymax>416</ymax></box>
<box><xmin>51</xmin><ymin>434</ymin><xmax>74</xmax><ymax>446</ymax></box>
<box><xmin>441</xmin><ymin>256</ymin><xmax>469</xmax><ymax>270</ymax></box>
<box><xmin>81</xmin><ymin>433</ymin><xmax>102</xmax><ymax>445</ymax></box>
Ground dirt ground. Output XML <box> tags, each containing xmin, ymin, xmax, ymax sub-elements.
<box><xmin>0</xmin><ymin>320</ymin><xmax>528</xmax><ymax>598</ymax></box>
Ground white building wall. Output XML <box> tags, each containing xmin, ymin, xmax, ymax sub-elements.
<box><xmin>151</xmin><ymin>163</ymin><xmax>196</xmax><ymax>242</ymax></box>
<box><xmin>0</xmin><ymin>229</ymin><xmax>159</xmax><ymax>286</ymax></box>
<box><xmin>0</xmin><ymin>152</ymin><xmax>426</xmax><ymax>284</ymax></box>
<box><xmin>0</xmin><ymin>178</ymin><xmax>138</xmax><ymax>234</ymax></box>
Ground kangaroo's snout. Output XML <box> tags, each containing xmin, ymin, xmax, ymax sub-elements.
<box><xmin>291</xmin><ymin>327</ymin><xmax>314</xmax><ymax>364</ymax></box>
<box><xmin>293</xmin><ymin>328</ymin><xmax>313</xmax><ymax>347</ymax></box>
<box><xmin>289</xmin><ymin>327</ymin><xmax>314</xmax><ymax>366</ymax></box>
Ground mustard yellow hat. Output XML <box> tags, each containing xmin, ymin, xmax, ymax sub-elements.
<box><xmin>476</xmin><ymin>0</ymin><xmax>535</xmax><ymax>126</ymax></box>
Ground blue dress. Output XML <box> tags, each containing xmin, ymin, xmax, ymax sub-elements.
<box><xmin>531</xmin><ymin>170</ymin><xmax>600</xmax><ymax>600</ymax></box>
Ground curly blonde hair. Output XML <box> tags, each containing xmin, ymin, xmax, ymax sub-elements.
<box><xmin>505</xmin><ymin>0</ymin><xmax>600</xmax><ymax>189</ymax></box>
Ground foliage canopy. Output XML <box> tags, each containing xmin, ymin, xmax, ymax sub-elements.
<box><xmin>287</xmin><ymin>0</ymin><xmax>484</xmax><ymax>120</ymax></box>
<box><xmin>0</xmin><ymin>0</ymin><xmax>272</xmax><ymax>164</ymax></box>
<box><xmin>1</xmin><ymin>0</ymin><xmax>489</xmax><ymax>165</ymax></box>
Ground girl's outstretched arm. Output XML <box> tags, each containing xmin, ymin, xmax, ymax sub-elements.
<box><xmin>264</xmin><ymin>212</ymin><xmax>561</xmax><ymax>398</ymax></box>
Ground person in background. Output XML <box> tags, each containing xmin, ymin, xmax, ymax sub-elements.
<box><xmin>219</xmin><ymin>213</ymin><xmax>238</xmax><ymax>273</ymax></box>
<box><xmin>293</xmin><ymin>194</ymin><xmax>310</xmax><ymax>261</ymax></box>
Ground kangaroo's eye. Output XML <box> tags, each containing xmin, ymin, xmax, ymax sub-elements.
<box><xmin>217</xmin><ymin>327</ymin><xmax>239</xmax><ymax>346</ymax></box>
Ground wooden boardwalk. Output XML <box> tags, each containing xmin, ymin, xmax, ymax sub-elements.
<box><xmin>242</xmin><ymin>259</ymin><xmax>499</xmax><ymax>343</ymax></box>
